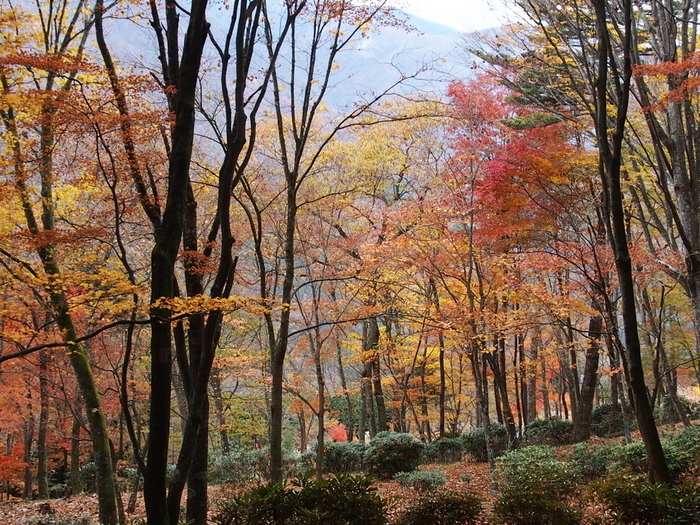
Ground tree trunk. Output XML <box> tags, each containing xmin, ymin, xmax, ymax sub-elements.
<box><xmin>315</xmin><ymin>351</ymin><xmax>325</xmax><ymax>480</ymax></box>
<box><xmin>70</xmin><ymin>415</ymin><xmax>83</xmax><ymax>495</ymax></box>
<box><xmin>37</xmin><ymin>349</ymin><xmax>49</xmax><ymax>499</ymax></box>
<box><xmin>22</xmin><ymin>417</ymin><xmax>34</xmax><ymax>500</ymax></box>
<box><xmin>592</xmin><ymin>0</ymin><xmax>670</xmax><ymax>483</ymax></box>
<box><xmin>572</xmin><ymin>315</ymin><xmax>602</xmax><ymax>442</ymax></box>
<box><xmin>186</xmin><ymin>397</ymin><xmax>209</xmax><ymax>525</ymax></box>
<box><xmin>142</xmin><ymin>0</ymin><xmax>210</xmax><ymax>521</ymax></box>
<box><xmin>336</xmin><ymin>341</ymin><xmax>355</xmax><ymax>441</ymax></box>
<box><xmin>211</xmin><ymin>368</ymin><xmax>231</xmax><ymax>455</ymax></box>
<box><xmin>365</xmin><ymin>318</ymin><xmax>388</xmax><ymax>432</ymax></box>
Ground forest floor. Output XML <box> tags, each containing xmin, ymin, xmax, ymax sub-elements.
<box><xmin>0</xmin><ymin>459</ymin><xmax>492</xmax><ymax>525</ymax></box>
<box><xmin>0</xmin><ymin>430</ymin><xmax>666</xmax><ymax>525</ymax></box>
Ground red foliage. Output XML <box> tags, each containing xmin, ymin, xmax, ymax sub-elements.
<box><xmin>328</xmin><ymin>422</ymin><xmax>348</xmax><ymax>442</ymax></box>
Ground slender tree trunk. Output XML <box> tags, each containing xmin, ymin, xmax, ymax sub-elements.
<box><xmin>315</xmin><ymin>350</ymin><xmax>325</xmax><ymax>480</ymax></box>
<box><xmin>592</xmin><ymin>0</ymin><xmax>670</xmax><ymax>483</ymax></box>
<box><xmin>70</xmin><ymin>416</ymin><xmax>83</xmax><ymax>495</ymax></box>
<box><xmin>336</xmin><ymin>341</ymin><xmax>355</xmax><ymax>441</ymax></box>
<box><xmin>540</xmin><ymin>358</ymin><xmax>551</xmax><ymax>419</ymax></box>
<box><xmin>365</xmin><ymin>318</ymin><xmax>388</xmax><ymax>432</ymax></box>
<box><xmin>37</xmin><ymin>349</ymin><xmax>49</xmax><ymax>499</ymax></box>
<box><xmin>211</xmin><ymin>368</ymin><xmax>231</xmax><ymax>455</ymax></box>
<box><xmin>23</xmin><ymin>417</ymin><xmax>34</xmax><ymax>500</ymax></box>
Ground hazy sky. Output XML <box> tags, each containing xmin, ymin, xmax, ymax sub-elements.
<box><xmin>392</xmin><ymin>0</ymin><xmax>510</xmax><ymax>32</ymax></box>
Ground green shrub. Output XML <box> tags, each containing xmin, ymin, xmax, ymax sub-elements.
<box><xmin>214</xmin><ymin>480</ymin><xmax>293</xmax><ymax>524</ymax></box>
<box><xmin>594</xmin><ymin>476</ymin><xmax>700</xmax><ymax>524</ymax></box>
<box><xmin>393</xmin><ymin>489</ymin><xmax>485</xmax><ymax>525</ymax></box>
<box><xmin>491</xmin><ymin>445</ymin><xmax>582</xmax><ymax>525</ymax></box>
<box><xmin>364</xmin><ymin>432</ymin><xmax>425</xmax><ymax>479</ymax></box>
<box><xmin>79</xmin><ymin>462</ymin><xmax>96</xmax><ymax>493</ymax></box>
<box><xmin>214</xmin><ymin>473</ymin><xmax>387</xmax><ymax>525</ymax></box>
<box><xmin>609</xmin><ymin>441</ymin><xmax>648</xmax><ymax>477</ymax></box>
<box><xmin>426</xmin><ymin>437</ymin><xmax>463</xmax><ymax>464</ymax></box>
<box><xmin>590</xmin><ymin>403</ymin><xmax>636</xmax><ymax>437</ymax></box>
<box><xmin>523</xmin><ymin>417</ymin><xmax>573</xmax><ymax>446</ymax></box>
<box><xmin>667</xmin><ymin>425</ymin><xmax>700</xmax><ymax>474</ymax></box>
<box><xmin>610</xmin><ymin>439</ymin><xmax>696</xmax><ymax>482</ymax></box>
<box><xmin>569</xmin><ymin>442</ymin><xmax>612</xmax><ymax>480</ymax></box>
<box><xmin>323</xmin><ymin>441</ymin><xmax>366</xmax><ymax>473</ymax></box>
<box><xmin>658</xmin><ymin>395</ymin><xmax>700</xmax><ymax>425</ymax></box>
<box><xmin>210</xmin><ymin>444</ymin><xmax>266</xmax><ymax>484</ymax></box>
<box><xmin>462</xmin><ymin>423</ymin><xmax>508</xmax><ymax>463</ymax></box>
<box><xmin>394</xmin><ymin>469</ymin><xmax>446</xmax><ymax>492</ymax></box>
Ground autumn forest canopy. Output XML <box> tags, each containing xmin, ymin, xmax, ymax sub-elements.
<box><xmin>2</xmin><ymin>0</ymin><xmax>700</xmax><ymax>523</ymax></box>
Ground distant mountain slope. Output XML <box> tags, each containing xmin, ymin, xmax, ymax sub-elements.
<box><xmin>103</xmin><ymin>9</ymin><xmax>474</xmax><ymax>109</ymax></box>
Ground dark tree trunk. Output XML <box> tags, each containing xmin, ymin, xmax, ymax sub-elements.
<box><xmin>592</xmin><ymin>0</ymin><xmax>670</xmax><ymax>483</ymax></box>
<box><xmin>573</xmin><ymin>315</ymin><xmax>603</xmax><ymax>442</ymax></box>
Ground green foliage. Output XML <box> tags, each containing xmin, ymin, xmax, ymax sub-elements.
<box><xmin>491</xmin><ymin>446</ymin><xmax>582</xmax><ymax>525</ymax></box>
<box><xmin>297</xmin><ymin>441</ymin><xmax>367</xmax><ymax>475</ymax></box>
<box><xmin>393</xmin><ymin>489</ymin><xmax>485</xmax><ymax>525</ymax></box>
<box><xmin>323</xmin><ymin>441</ymin><xmax>367</xmax><ymax>473</ymax></box>
<box><xmin>657</xmin><ymin>396</ymin><xmax>700</xmax><ymax>425</ymax></box>
<box><xmin>364</xmin><ymin>432</ymin><xmax>425</xmax><ymax>479</ymax></box>
<box><xmin>590</xmin><ymin>403</ymin><xmax>636</xmax><ymax>437</ymax></box>
<box><xmin>426</xmin><ymin>437</ymin><xmax>464</xmax><ymax>464</ymax></box>
<box><xmin>667</xmin><ymin>425</ymin><xmax>700</xmax><ymax>473</ymax></box>
<box><xmin>79</xmin><ymin>462</ymin><xmax>96</xmax><ymax>494</ymax></box>
<box><xmin>609</xmin><ymin>438</ymin><xmax>696</xmax><ymax>482</ymax></box>
<box><xmin>594</xmin><ymin>477</ymin><xmax>700</xmax><ymax>524</ymax></box>
<box><xmin>568</xmin><ymin>442</ymin><xmax>613</xmax><ymax>480</ymax></box>
<box><xmin>500</xmin><ymin>113</ymin><xmax>561</xmax><ymax>130</ymax></box>
<box><xmin>523</xmin><ymin>417</ymin><xmax>573</xmax><ymax>446</ymax></box>
<box><xmin>394</xmin><ymin>469</ymin><xmax>446</xmax><ymax>492</ymax></box>
<box><xmin>328</xmin><ymin>394</ymin><xmax>360</xmax><ymax>434</ymax></box>
<box><xmin>213</xmin><ymin>473</ymin><xmax>387</xmax><ymax>525</ymax></box>
<box><xmin>462</xmin><ymin>423</ymin><xmax>508</xmax><ymax>463</ymax></box>
<box><xmin>210</xmin><ymin>444</ymin><xmax>267</xmax><ymax>484</ymax></box>
<box><xmin>609</xmin><ymin>441</ymin><xmax>648</xmax><ymax>477</ymax></box>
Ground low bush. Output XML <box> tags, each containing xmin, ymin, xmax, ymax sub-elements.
<box><xmin>657</xmin><ymin>395</ymin><xmax>700</xmax><ymax>425</ymax></box>
<box><xmin>491</xmin><ymin>445</ymin><xmax>582</xmax><ymax>525</ymax></box>
<box><xmin>323</xmin><ymin>441</ymin><xmax>366</xmax><ymax>473</ymax></box>
<box><xmin>364</xmin><ymin>432</ymin><xmax>425</xmax><ymax>479</ymax></box>
<box><xmin>462</xmin><ymin>423</ymin><xmax>508</xmax><ymax>463</ymax></box>
<box><xmin>394</xmin><ymin>469</ymin><xmax>446</xmax><ymax>492</ymax></box>
<box><xmin>523</xmin><ymin>417</ymin><xmax>573</xmax><ymax>446</ymax></box>
<box><xmin>568</xmin><ymin>442</ymin><xmax>613</xmax><ymax>480</ymax></box>
<box><xmin>214</xmin><ymin>473</ymin><xmax>387</xmax><ymax>525</ymax></box>
<box><xmin>609</xmin><ymin>439</ymin><xmax>696</xmax><ymax>482</ymax></box>
<box><xmin>590</xmin><ymin>403</ymin><xmax>636</xmax><ymax>437</ymax></box>
<box><xmin>79</xmin><ymin>462</ymin><xmax>96</xmax><ymax>493</ymax></box>
<box><xmin>393</xmin><ymin>488</ymin><xmax>485</xmax><ymax>525</ymax></box>
<box><xmin>426</xmin><ymin>436</ymin><xmax>463</xmax><ymax>464</ymax></box>
<box><xmin>667</xmin><ymin>425</ymin><xmax>700</xmax><ymax>476</ymax></box>
<box><xmin>210</xmin><ymin>445</ymin><xmax>265</xmax><ymax>484</ymax></box>
<box><xmin>594</xmin><ymin>476</ymin><xmax>700</xmax><ymax>524</ymax></box>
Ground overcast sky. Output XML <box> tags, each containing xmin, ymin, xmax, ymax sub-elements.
<box><xmin>391</xmin><ymin>0</ymin><xmax>511</xmax><ymax>32</ymax></box>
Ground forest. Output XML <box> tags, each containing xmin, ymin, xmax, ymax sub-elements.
<box><xmin>1</xmin><ymin>0</ymin><xmax>700</xmax><ymax>523</ymax></box>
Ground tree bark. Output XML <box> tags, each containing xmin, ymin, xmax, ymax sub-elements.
<box><xmin>592</xmin><ymin>0</ymin><xmax>670</xmax><ymax>483</ymax></box>
<box><xmin>37</xmin><ymin>349</ymin><xmax>49</xmax><ymax>499</ymax></box>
